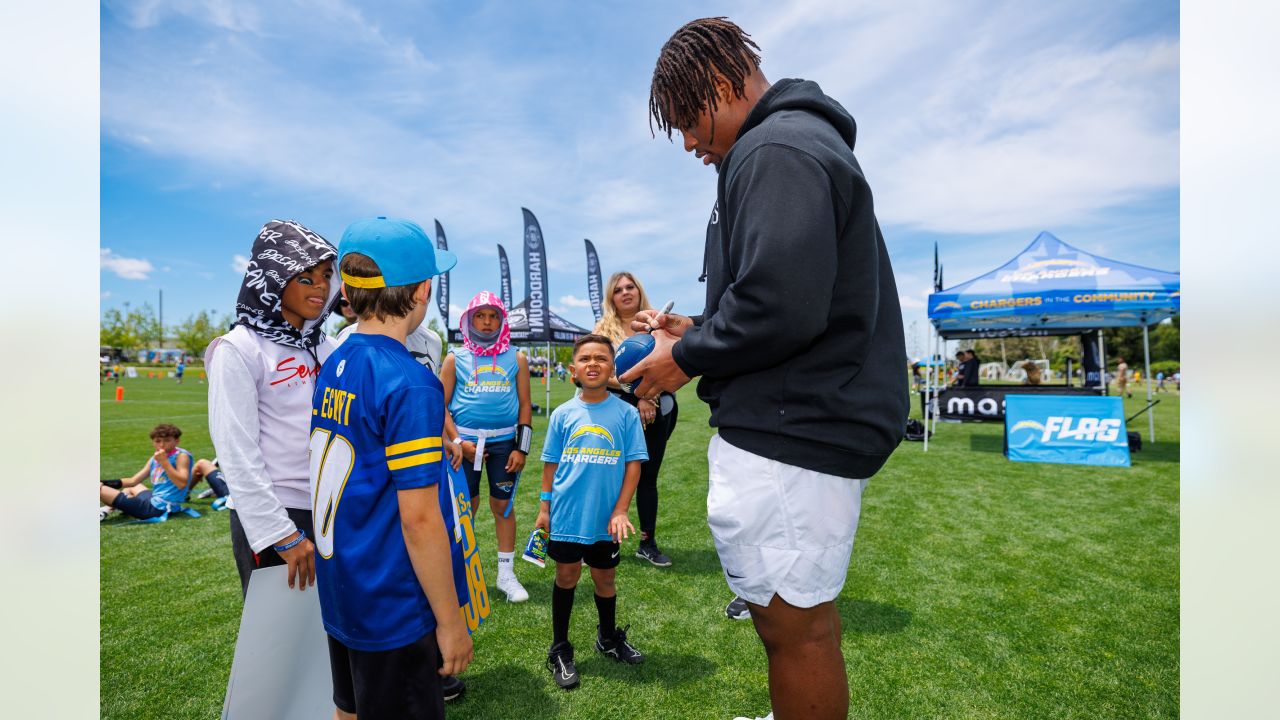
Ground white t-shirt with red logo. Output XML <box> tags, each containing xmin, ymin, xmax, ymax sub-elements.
<box><xmin>206</xmin><ymin>325</ymin><xmax>336</xmax><ymax>553</ymax></box>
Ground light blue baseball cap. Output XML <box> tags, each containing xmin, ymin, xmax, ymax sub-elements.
<box><xmin>337</xmin><ymin>216</ymin><xmax>458</xmax><ymax>289</ymax></box>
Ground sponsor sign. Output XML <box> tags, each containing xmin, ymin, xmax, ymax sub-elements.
<box><xmin>1004</xmin><ymin>395</ymin><xmax>1130</xmax><ymax>467</ymax></box>
<box><xmin>924</xmin><ymin>385</ymin><xmax>1102</xmax><ymax>421</ymax></box>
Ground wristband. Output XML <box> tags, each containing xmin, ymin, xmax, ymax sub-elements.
<box><xmin>540</xmin><ymin>491</ymin><xmax>552</xmax><ymax>502</ymax></box>
<box><xmin>451</xmin><ymin>437</ymin><xmax>462</xmax><ymax>445</ymax></box>
<box><xmin>517</xmin><ymin>424</ymin><xmax>534</xmax><ymax>454</ymax></box>
<box><xmin>273</xmin><ymin>529</ymin><xmax>306</xmax><ymax>553</ymax></box>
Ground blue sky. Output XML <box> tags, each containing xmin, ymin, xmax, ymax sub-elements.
<box><xmin>101</xmin><ymin>0</ymin><xmax>1179</xmax><ymax>355</ymax></box>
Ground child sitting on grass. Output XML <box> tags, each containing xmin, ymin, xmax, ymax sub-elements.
<box><xmin>99</xmin><ymin>423</ymin><xmax>193</xmax><ymax>522</ymax></box>
<box><xmin>537</xmin><ymin>334</ymin><xmax>648</xmax><ymax>690</ymax></box>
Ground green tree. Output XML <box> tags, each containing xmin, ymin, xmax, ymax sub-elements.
<box><xmin>172</xmin><ymin>311</ymin><xmax>224</xmax><ymax>359</ymax></box>
<box><xmin>128</xmin><ymin>303</ymin><xmax>163</xmax><ymax>350</ymax></box>
<box><xmin>100</xmin><ymin>308</ymin><xmax>139</xmax><ymax>352</ymax></box>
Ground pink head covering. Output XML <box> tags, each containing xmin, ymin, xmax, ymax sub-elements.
<box><xmin>459</xmin><ymin>290</ymin><xmax>511</xmax><ymax>357</ymax></box>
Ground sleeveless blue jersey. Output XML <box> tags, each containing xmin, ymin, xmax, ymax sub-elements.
<box><xmin>310</xmin><ymin>332</ymin><xmax>451</xmax><ymax>652</ymax></box>
<box><xmin>449</xmin><ymin>347</ymin><xmax>519</xmax><ymax>440</ymax></box>
<box><xmin>149</xmin><ymin>447</ymin><xmax>193</xmax><ymax>508</ymax></box>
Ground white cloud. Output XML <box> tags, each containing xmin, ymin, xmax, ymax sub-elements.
<box><xmin>899</xmin><ymin>294</ymin><xmax>925</xmax><ymax>310</ymax></box>
<box><xmin>231</xmin><ymin>254</ymin><xmax>250</xmax><ymax>274</ymax></box>
<box><xmin>559</xmin><ymin>294</ymin><xmax>591</xmax><ymax>308</ymax></box>
<box><xmin>101</xmin><ymin>291</ymin><xmax>112</xmax><ymax>301</ymax></box>
<box><xmin>100</xmin><ymin>248</ymin><xmax>154</xmax><ymax>280</ymax></box>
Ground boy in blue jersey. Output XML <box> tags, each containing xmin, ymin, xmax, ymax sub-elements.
<box><xmin>311</xmin><ymin>217</ymin><xmax>470</xmax><ymax>720</ymax></box>
<box><xmin>536</xmin><ymin>334</ymin><xmax>648</xmax><ymax>690</ymax></box>
<box><xmin>98</xmin><ymin>423</ymin><xmax>193</xmax><ymax>521</ymax></box>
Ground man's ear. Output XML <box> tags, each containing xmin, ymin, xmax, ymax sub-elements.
<box><xmin>416</xmin><ymin>279</ymin><xmax>432</xmax><ymax>304</ymax></box>
<box><xmin>715</xmin><ymin>74</ymin><xmax>734</xmax><ymax>105</ymax></box>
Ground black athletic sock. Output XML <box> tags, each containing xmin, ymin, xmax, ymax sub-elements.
<box><xmin>552</xmin><ymin>583</ymin><xmax>575</xmax><ymax>646</ymax></box>
<box><xmin>206</xmin><ymin>469</ymin><xmax>230</xmax><ymax>498</ymax></box>
<box><xmin>595</xmin><ymin>593</ymin><xmax>616</xmax><ymax>638</ymax></box>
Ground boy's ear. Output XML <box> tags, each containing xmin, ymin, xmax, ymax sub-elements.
<box><xmin>414</xmin><ymin>279</ymin><xmax>432</xmax><ymax>305</ymax></box>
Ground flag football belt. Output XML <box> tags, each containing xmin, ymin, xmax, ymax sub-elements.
<box><xmin>456</xmin><ymin>424</ymin><xmax>531</xmax><ymax>519</ymax></box>
<box><xmin>455</xmin><ymin>425</ymin><xmax>518</xmax><ymax>472</ymax></box>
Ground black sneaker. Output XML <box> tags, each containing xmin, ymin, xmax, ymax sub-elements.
<box><xmin>547</xmin><ymin>641</ymin><xmax>580</xmax><ymax>689</ymax></box>
<box><xmin>441</xmin><ymin>674</ymin><xmax>465</xmax><ymax>702</ymax></box>
<box><xmin>595</xmin><ymin>624</ymin><xmax>645</xmax><ymax>664</ymax></box>
<box><xmin>635</xmin><ymin>541</ymin><xmax>672</xmax><ymax>567</ymax></box>
<box><xmin>725</xmin><ymin>596</ymin><xmax>751</xmax><ymax>621</ymax></box>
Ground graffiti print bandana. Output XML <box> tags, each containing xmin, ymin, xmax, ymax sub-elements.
<box><xmin>460</xmin><ymin>290</ymin><xmax>511</xmax><ymax>358</ymax></box>
<box><xmin>233</xmin><ymin>220</ymin><xmax>339</xmax><ymax>351</ymax></box>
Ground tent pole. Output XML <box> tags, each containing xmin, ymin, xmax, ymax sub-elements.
<box><xmin>1143</xmin><ymin>323</ymin><xmax>1154</xmax><ymax>442</ymax></box>
<box><xmin>926</xmin><ymin>327</ymin><xmax>936</xmax><ymax>450</ymax></box>
<box><xmin>1098</xmin><ymin>332</ymin><xmax>1108</xmax><ymax>394</ymax></box>
<box><xmin>545</xmin><ymin>341</ymin><xmax>551</xmax><ymax>415</ymax></box>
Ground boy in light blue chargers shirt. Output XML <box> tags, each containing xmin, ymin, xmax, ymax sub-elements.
<box><xmin>536</xmin><ymin>333</ymin><xmax>648</xmax><ymax>690</ymax></box>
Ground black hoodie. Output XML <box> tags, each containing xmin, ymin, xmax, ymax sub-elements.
<box><xmin>671</xmin><ymin>78</ymin><xmax>908</xmax><ymax>479</ymax></box>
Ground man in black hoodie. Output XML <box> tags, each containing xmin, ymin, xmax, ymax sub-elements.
<box><xmin>624</xmin><ymin>18</ymin><xmax>908</xmax><ymax>720</ymax></box>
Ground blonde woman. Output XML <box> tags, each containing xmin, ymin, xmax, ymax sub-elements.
<box><xmin>593</xmin><ymin>271</ymin><xmax>678</xmax><ymax>568</ymax></box>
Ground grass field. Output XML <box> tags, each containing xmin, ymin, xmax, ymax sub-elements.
<box><xmin>100</xmin><ymin>374</ymin><xmax>1179</xmax><ymax>719</ymax></box>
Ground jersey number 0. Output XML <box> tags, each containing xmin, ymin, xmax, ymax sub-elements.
<box><xmin>309</xmin><ymin>428</ymin><xmax>355</xmax><ymax>559</ymax></box>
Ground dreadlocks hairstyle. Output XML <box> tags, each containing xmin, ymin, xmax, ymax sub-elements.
<box><xmin>649</xmin><ymin>17</ymin><xmax>762</xmax><ymax>139</ymax></box>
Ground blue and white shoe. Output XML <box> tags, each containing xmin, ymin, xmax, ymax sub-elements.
<box><xmin>211</xmin><ymin>496</ymin><xmax>229</xmax><ymax>511</ymax></box>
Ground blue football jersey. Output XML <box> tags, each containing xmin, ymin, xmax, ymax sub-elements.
<box><xmin>540</xmin><ymin>395</ymin><xmax>648</xmax><ymax>543</ymax></box>
<box><xmin>310</xmin><ymin>332</ymin><xmax>450</xmax><ymax>652</ymax></box>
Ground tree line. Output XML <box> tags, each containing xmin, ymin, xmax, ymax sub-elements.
<box><xmin>963</xmin><ymin>318</ymin><xmax>1179</xmax><ymax>373</ymax></box>
<box><xmin>100</xmin><ymin>304</ymin><xmax>232</xmax><ymax>363</ymax></box>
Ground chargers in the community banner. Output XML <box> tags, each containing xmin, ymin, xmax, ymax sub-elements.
<box><xmin>440</xmin><ymin>462</ymin><xmax>491</xmax><ymax>633</ymax></box>
<box><xmin>1005</xmin><ymin>395</ymin><xmax>1130</xmax><ymax>467</ymax></box>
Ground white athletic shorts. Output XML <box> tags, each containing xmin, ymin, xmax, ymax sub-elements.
<box><xmin>706</xmin><ymin>434</ymin><xmax>870</xmax><ymax>608</ymax></box>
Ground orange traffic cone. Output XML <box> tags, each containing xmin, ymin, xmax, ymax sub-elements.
<box><xmin>115</xmin><ymin>386</ymin><xmax>124</xmax><ymax>402</ymax></box>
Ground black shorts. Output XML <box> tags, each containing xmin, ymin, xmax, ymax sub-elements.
<box><xmin>328</xmin><ymin>632</ymin><xmax>444</xmax><ymax>720</ymax></box>
<box><xmin>462</xmin><ymin>438</ymin><xmax>520</xmax><ymax>501</ymax></box>
<box><xmin>110</xmin><ymin>489</ymin><xmax>165</xmax><ymax>520</ymax></box>
<box><xmin>547</xmin><ymin>539</ymin><xmax>621</xmax><ymax>569</ymax></box>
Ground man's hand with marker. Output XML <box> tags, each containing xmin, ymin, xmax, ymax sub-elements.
<box><xmin>617</xmin><ymin>301</ymin><xmax>693</xmax><ymax>401</ymax></box>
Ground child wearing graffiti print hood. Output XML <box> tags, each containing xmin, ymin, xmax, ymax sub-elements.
<box><xmin>205</xmin><ymin>220</ymin><xmax>340</xmax><ymax>595</ymax></box>
<box><xmin>441</xmin><ymin>291</ymin><xmax>534</xmax><ymax>603</ymax></box>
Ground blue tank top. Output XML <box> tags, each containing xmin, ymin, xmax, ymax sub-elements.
<box><xmin>149</xmin><ymin>447</ymin><xmax>193</xmax><ymax>509</ymax></box>
<box><xmin>450</xmin><ymin>347</ymin><xmax>520</xmax><ymax>440</ymax></box>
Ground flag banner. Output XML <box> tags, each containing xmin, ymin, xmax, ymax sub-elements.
<box><xmin>498</xmin><ymin>244</ymin><xmax>514</xmax><ymax>312</ymax></box>
<box><xmin>1005</xmin><ymin>394</ymin><xmax>1130</xmax><ymax>466</ymax></box>
<box><xmin>521</xmin><ymin>208</ymin><xmax>549</xmax><ymax>338</ymax></box>
<box><xmin>434</xmin><ymin>220</ymin><xmax>450</xmax><ymax>329</ymax></box>
<box><xmin>585</xmin><ymin>238</ymin><xmax>603</xmax><ymax>322</ymax></box>
<box><xmin>442</xmin><ymin>462</ymin><xmax>491</xmax><ymax>633</ymax></box>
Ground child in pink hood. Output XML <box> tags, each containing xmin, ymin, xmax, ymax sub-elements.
<box><xmin>441</xmin><ymin>291</ymin><xmax>534</xmax><ymax>602</ymax></box>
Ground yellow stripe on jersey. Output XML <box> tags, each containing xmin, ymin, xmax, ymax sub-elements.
<box><xmin>385</xmin><ymin>436</ymin><xmax>443</xmax><ymax>457</ymax></box>
<box><xmin>387</xmin><ymin>451</ymin><xmax>442</xmax><ymax>471</ymax></box>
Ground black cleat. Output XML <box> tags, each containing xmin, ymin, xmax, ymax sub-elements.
<box><xmin>595</xmin><ymin>624</ymin><xmax>645</xmax><ymax>665</ymax></box>
<box><xmin>441</xmin><ymin>674</ymin><xmax>465</xmax><ymax>702</ymax></box>
<box><xmin>725</xmin><ymin>596</ymin><xmax>751</xmax><ymax>621</ymax></box>
<box><xmin>547</xmin><ymin>641</ymin><xmax>580</xmax><ymax>689</ymax></box>
<box><xmin>635</xmin><ymin>541</ymin><xmax>672</xmax><ymax>567</ymax></box>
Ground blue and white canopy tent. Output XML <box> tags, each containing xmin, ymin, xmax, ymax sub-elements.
<box><xmin>927</xmin><ymin>231</ymin><xmax>1180</xmax><ymax>441</ymax></box>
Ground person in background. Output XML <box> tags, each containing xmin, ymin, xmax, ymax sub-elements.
<box><xmin>98</xmin><ymin>423</ymin><xmax>193</xmax><ymax>522</ymax></box>
<box><xmin>1115</xmin><ymin>357</ymin><xmax>1131</xmax><ymax>398</ymax></box>
<box><xmin>593</xmin><ymin>271</ymin><xmax>679</xmax><ymax>568</ymax></box>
